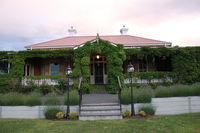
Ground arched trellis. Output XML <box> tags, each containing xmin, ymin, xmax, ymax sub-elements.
<box><xmin>73</xmin><ymin>36</ymin><xmax>126</xmax><ymax>93</ymax></box>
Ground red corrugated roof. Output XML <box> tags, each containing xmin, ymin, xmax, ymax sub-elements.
<box><xmin>25</xmin><ymin>35</ymin><xmax>171</xmax><ymax>49</ymax></box>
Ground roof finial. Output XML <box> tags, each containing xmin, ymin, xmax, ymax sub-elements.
<box><xmin>120</xmin><ymin>25</ymin><xmax>128</xmax><ymax>35</ymax></box>
<box><xmin>96</xmin><ymin>33</ymin><xmax>100</xmax><ymax>44</ymax></box>
<box><xmin>68</xmin><ymin>26</ymin><xmax>77</xmax><ymax>36</ymax></box>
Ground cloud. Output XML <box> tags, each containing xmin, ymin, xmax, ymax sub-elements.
<box><xmin>0</xmin><ymin>0</ymin><xmax>200</xmax><ymax>50</ymax></box>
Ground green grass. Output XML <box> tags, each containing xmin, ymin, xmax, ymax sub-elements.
<box><xmin>0</xmin><ymin>113</ymin><xmax>200</xmax><ymax>133</ymax></box>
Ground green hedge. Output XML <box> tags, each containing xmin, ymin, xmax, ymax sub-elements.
<box><xmin>0</xmin><ymin>92</ymin><xmax>79</xmax><ymax>106</ymax></box>
<box><xmin>155</xmin><ymin>83</ymin><xmax>200</xmax><ymax>98</ymax></box>
<box><xmin>0</xmin><ymin>74</ymin><xmax>11</xmax><ymax>93</ymax></box>
<box><xmin>44</xmin><ymin>96</ymin><xmax>62</xmax><ymax>105</ymax></box>
<box><xmin>64</xmin><ymin>90</ymin><xmax>79</xmax><ymax>105</ymax></box>
<box><xmin>0</xmin><ymin>92</ymin><xmax>25</xmax><ymax>106</ymax></box>
<box><xmin>128</xmin><ymin>72</ymin><xmax>174</xmax><ymax>80</ymax></box>
<box><xmin>121</xmin><ymin>88</ymin><xmax>153</xmax><ymax>104</ymax></box>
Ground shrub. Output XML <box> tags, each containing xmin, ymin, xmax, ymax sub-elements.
<box><xmin>0</xmin><ymin>74</ymin><xmax>11</xmax><ymax>93</ymax></box>
<box><xmin>0</xmin><ymin>93</ymin><xmax>25</xmax><ymax>106</ymax></box>
<box><xmin>24</xmin><ymin>92</ymin><xmax>41</xmax><ymax>106</ymax></box>
<box><xmin>44</xmin><ymin>107</ymin><xmax>63</xmax><ymax>119</ymax></box>
<box><xmin>0</xmin><ymin>96</ymin><xmax>3</xmax><ymax>105</ymax></box>
<box><xmin>121</xmin><ymin>88</ymin><xmax>153</xmax><ymax>104</ymax></box>
<box><xmin>38</xmin><ymin>84</ymin><xmax>53</xmax><ymax>95</ymax></box>
<box><xmin>122</xmin><ymin>110</ymin><xmax>131</xmax><ymax>118</ymax></box>
<box><xmin>58</xmin><ymin>78</ymin><xmax>67</xmax><ymax>93</ymax></box>
<box><xmin>121</xmin><ymin>88</ymin><xmax>136</xmax><ymax>104</ymax></box>
<box><xmin>56</xmin><ymin>112</ymin><xmax>64</xmax><ymax>119</ymax></box>
<box><xmin>64</xmin><ymin>90</ymin><xmax>79</xmax><ymax>105</ymax></box>
<box><xmin>138</xmin><ymin>105</ymin><xmax>156</xmax><ymax>115</ymax></box>
<box><xmin>71</xmin><ymin>81</ymin><xmax>79</xmax><ymax>90</ymax></box>
<box><xmin>44</xmin><ymin>96</ymin><xmax>62</xmax><ymax>105</ymax></box>
<box><xmin>139</xmin><ymin>110</ymin><xmax>146</xmax><ymax>117</ymax></box>
<box><xmin>136</xmin><ymin>89</ymin><xmax>153</xmax><ymax>103</ymax></box>
<box><xmin>19</xmin><ymin>81</ymin><xmax>37</xmax><ymax>93</ymax></box>
<box><xmin>68</xmin><ymin>112</ymin><xmax>78</xmax><ymax>120</ymax></box>
<box><xmin>155</xmin><ymin>83</ymin><xmax>200</xmax><ymax>98</ymax></box>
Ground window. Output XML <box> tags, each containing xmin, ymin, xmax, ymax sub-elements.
<box><xmin>139</xmin><ymin>59</ymin><xmax>147</xmax><ymax>72</ymax></box>
<box><xmin>0</xmin><ymin>61</ymin><xmax>8</xmax><ymax>74</ymax></box>
<box><xmin>50</xmin><ymin>63</ymin><xmax>59</xmax><ymax>75</ymax></box>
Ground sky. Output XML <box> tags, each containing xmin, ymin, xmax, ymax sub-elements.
<box><xmin>0</xmin><ymin>0</ymin><xmax>200</xmax><ymax>50</ymax></box>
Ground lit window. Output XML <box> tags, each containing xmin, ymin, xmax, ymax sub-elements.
<box><xmin>50</xmin><ymin>63</ymin><xmax>59</xmax><ymax>75</ymax></box>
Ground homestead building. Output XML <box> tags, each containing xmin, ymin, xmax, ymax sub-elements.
<box><xmin>21</xmin><ymin>26</ymin><xmax>172</xmax><ymax>85</ymax></box>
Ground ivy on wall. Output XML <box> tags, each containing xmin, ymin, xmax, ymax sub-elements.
<box><xmin>73</xmin><ymin>37</ymin><xmax>126</xmax><ymax>93</ymax></box>
<box><xmin>11</xmin><ymin>49</ymin><xmax>74</xmax><ymax>78</ymax></box>
<box><xmin>125</xmin><ymin>47</ymin><xmax>176</xmax><ymax>59</ymax></box>
<box><xmin>172</xmin><ymin>47</ymin><xmax>200</xmax><ymax>83</ymax></box>
<box><xmin>1</xmin><ymin>44</ymin><xmax>200</xmax><ymax>93</ymax></box>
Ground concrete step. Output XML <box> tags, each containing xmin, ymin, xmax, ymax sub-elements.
<box><xmin>81</xmin><ymin>105</ymin><xmax>120</xmax><ymax>110</ymax></box>
<box><xmin>80</xmin><ymin>110</ymin><xmax>121</xmax><ymax>115</ymax></box>
<box><xmin>81</xmin><ymin>108</ymin><xmax>121</xmax><ymax>111</ymax></box>
<box><xmin>79</xmin><ymin>115</ymin><xmax>122</xmax><ymax>120</ymax></box>
<box><xmin>79</xmin><ymin>102</ymin><xmax>122</xmax><ymax>120</ymax></box>
<box><xmin>82</xmin><ymin>103</ymin><xmax>119</xmax><ymax>106</ymax></box>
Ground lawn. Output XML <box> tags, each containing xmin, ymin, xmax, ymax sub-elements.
<box><xmin>0</xmin><ymin>113</ymin><xmax>200</xmax><ymax>133</ymax></box>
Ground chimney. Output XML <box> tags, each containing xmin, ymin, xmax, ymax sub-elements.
<box><xmin>68</xmin><ymin>26</ymin><xmax>77</xmax><ymax>36</ymax></box>
<box><xmin>120</xmin><ymin>25</ymin><xmax>128</xmax><ymax>35</ymax></box>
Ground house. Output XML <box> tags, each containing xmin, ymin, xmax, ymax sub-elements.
<box><xmin>21</xmin><ymin>26</ymin><xmax>172</xmax><ymax>85</ymax></box>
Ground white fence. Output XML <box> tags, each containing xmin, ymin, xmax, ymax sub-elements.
<box><xmin>21</xmin><ymin>78</ymin><xmax>76</xmax><ymax>86</ymax></box>
<box><xmin>122</xmin><ymin>96</ymin><xmax>200</xmax><ymax>115</ymax></box>
<box><xmin>0</xmin><ymin>106</ymin><xmax>78</xmax><ymax>119</ymax></box>
<box><xmin>22</xmin><ymin>77</ymin><xmax>172</xmax><ymax>86</ymax></box>
<box><xmin>124</xmin><ymin>77</ymin><xmax>173</xmax><ymax>84</ymax></box>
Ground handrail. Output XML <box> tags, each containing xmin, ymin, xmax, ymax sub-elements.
<box><xmin>78</xmin><ymin>77</ymin><xmax>83</xmax><ymax>114</ymax></box>
<box><xmin>117</xmin><ymin>76</ymin><xmax>122</xmax><ymax>115</ymax></box>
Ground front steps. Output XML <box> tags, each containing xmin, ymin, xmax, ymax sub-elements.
<box><xmin>79</xmin><ymin>103</ymin><xmax>122</xmax><ymax>120</ymax></box>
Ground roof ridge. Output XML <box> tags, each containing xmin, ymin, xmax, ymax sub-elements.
<box><xmin>25</xmin><ymin>35</ymin><xmax>172</xmax><ymax>49</ymax></box>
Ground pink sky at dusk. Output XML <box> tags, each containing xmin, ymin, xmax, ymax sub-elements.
<box><xmin>0</xmin><ymin>0</ymin><xmax>200</xmax><ymax>50</ymax></box>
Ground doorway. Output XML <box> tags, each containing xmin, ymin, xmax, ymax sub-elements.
<box><xmin>90</xmin><ymin>54</ymin><xmax>107</xmax><ymax>84</ymax></box>
<box><xmin>95</xmin><ymin>63</ymin><xmax>104</xmax><ymax>84</ymax></box>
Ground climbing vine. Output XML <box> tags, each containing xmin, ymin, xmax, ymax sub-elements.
<box><xmin>1</xmin><ymin>44</ymin><xmax>200</xmax><ymax>93</ymax></box>
<box><xmin>11</xmin><ymin>49</ymin><xmax>74</xmax><ymax>78</ymax></box>
<box><xmin>73</xmin><ymin>38</ymin><xmax>126</xmax><ymax>93</ymax></box>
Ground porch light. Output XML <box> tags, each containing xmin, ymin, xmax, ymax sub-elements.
<box><xmin>65</xmin><ymin>65</ymin><xmax>72</xmax><ymax>119</ymax></box>
<box><xmin>127</xmin><ymin>62</ymin><xmax>135</xmax><ymax>116</ymax></box>
<box><xmin>96</xmin><ymin>55</ymin><xmax>100</xmax><ymax>59</ymax></box>
<box><xmin>66</xmin><ymin>65</ymin><xmax>72</xmax><ymax>75</ymax></box>
<box><xmin>127</xmin><ymin>62</ymin><xmax>134</xmax><ymax>73</ymax></box>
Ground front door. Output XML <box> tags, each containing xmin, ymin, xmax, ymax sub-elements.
<box><xmin>34</xmin><ymin>64</ymin><xmax>41</xmax><ymax>76</ymax></box>
<box><xmin>94</xmin><ymin>63</ymin><xmax>104</xmax><ymax>84</ymax></box>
